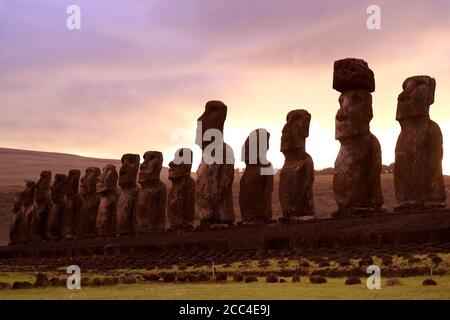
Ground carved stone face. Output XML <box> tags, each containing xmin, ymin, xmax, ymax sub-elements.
<box><xmin>13</xmin><ymin>181</ymin><xmax>35</xmax><ymax>211</ymax></box>
<box><xmin>119</xmin><ymin>153</ymin><xmax>140</xmax><ymax>187</ymax></box>
<box><xmin>169</xmin><ymin>148</ymin><xmax>193</xmax><ymax>180</ymax></box>
<box><xmin>96</xmin><ymin>165</ymin><xmax>118</xmax><ymax>194</ymax></box>
<box><xmin>35</xmin><ymin>170</ymin><xmax>51</xmax><ymax>200</ymax></box>
<box><xmin>396</xmin><ymin>76</ymin><xmax>435</xmax><ymax>121</ymax></box>
<box><xmin>65</xmin><ymin>169</ymin><xmax>81</xmax><ymax>196</ymax></box>
<box><xmin>139</xmin><ymin>151</ymin><xmax>163</xmax><ymax>185</ymax></box>
<box><xmin>242</xmin><ymin>128</ymin><xmax>270</xmax><ymax>164</ymax></box>
<box><xmin>335</xmin><ymin>89</ymin><xmax>372</xmax><ymax>141</ymax></box>
<box><xmin>51</xmin><ymin>174</ymin><xmax>67</xmax><ymax>201</ymax></box>
<box><xmin>281</xmin><ymin>110</ymin><xmax>310</xmax><ymax>152</ymax></box>
<box><xmin>195</xmin><ymin>100</ymin><xmax>227</xmax><ymax>150</ymax></box>
<box><xmin>80</xmin><ymin>167</ymin><xmax>100</xmax><ymax>196</ymax></box>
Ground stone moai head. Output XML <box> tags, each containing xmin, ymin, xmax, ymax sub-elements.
<box><xmin>195</xmin><ymin>100</ymin><xmax>227</xmax><ymax>150</ymax></box>
<box><xmin>242</xmin><ymin>128</ymin><xmax>270</xmax><ymax>165</ymax></box>
<box><xmin>65</xmin><ymin>169</ymin><xmax>81</xmax><ymax>196</ymax></box>
<box><xmin>51</xmin><ymin>174</ymin><xmax>67</xmax><ymax>201</ymax></box>
<box><xmin>14</xmin><ymin>181</ymin><xmax>35</xmax><ymax>211</ymax></box>
<box><xmin>80</xmin><ymin>167</ymin><xmax>101</xmax><ymax>196</ymax></box>
<box><xmin>35</xmin><ymin>171</ymin><xmax>52</xmax><ymax>198</ymax></box>
<box><xmin>119</xmin><ymin>153</ymin><xmax>140</xmax><ymax>188</ymax></box>
<box><xmin>281</xmin><ymin>110</ymin><xmax>311</xmax><ymax>153</ymax></box>
<box><xmin>169</xmin><ymin>148</ymin><xmax>193</xmax><ymax>180</ymax></box>
<box><xmin>139</xmin><ymin>151</ymin><xmax>163</xmax><ymax>185</ymax></box>
<box><xmin>96</xmin><ymin>165</ymin><xmax>118</xmax><ymax>194</ymax></box>
<box><xmin>335</xmin><ymin>89</ymin><xmax>373</xmax><ymax>140</ymax></box>
<box><xmin>396</xmin><ymin>75</ymin><xmax>436</xmax><ymax>121</ymax></box>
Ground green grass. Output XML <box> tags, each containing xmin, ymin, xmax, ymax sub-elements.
<box><xmin>1</xmin><ymin>276</ymin><xmax>449</xmax><ymax>300</ymax></box>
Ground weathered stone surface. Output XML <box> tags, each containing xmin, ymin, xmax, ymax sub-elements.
<box><xmin>45</xmin><ymin>174</ymin><xmax>67</xmax><ymax>239</ymax></box>
<box><xmin>168</xmin><ymin>148</ymin><xmax>195</xmax><ymax>229</ymax></box>
<box><xmin>333</xmin><ymin>58</ymin><xmax>375</xmax><ymax>93</ymax></box>
<box><xmin>30</xmin><ymin>171</ymin><xmax>51</xmax><ymax>241</ymax></box>
<box><xmin>394</xmin><ymin>76</ymin><xmax>446</xmax><ymax>211</ymax></box>
<box><xmin>279</xmin><ymin>110</ymin><xmax>314</xmax><ymax>218</ymax></box>
<box><xmin>9</xmin><ymin>181</ymin><xmax>35</xmax><ymax>244</ymax></box>
<box><xmin>78</xmin><ymin>167</ymin><xmax>100</xmax><ymax>236</ymax></box>
<box><xmin>61</xmin><ymin>170</ymin><xmax>82</xmax><ymax>238</ymax></box>
<box><xmin>116</xmin><ymin>154</ymin><xmax>140</xmax><ymax>234</ymax></box>
<box><xmin>240</xmin><ymin>129</ymin><xmax>273</xmax><ymax>222</ymax></box>
<box><xmin>135</xmin><ymin>151</ymin><xmax>167</xmax><ymax>231</ymax></box>
<box><xmin>96</xmin><ymin>165</ymin><xmax>118</xmax><ymax>235</ymax></box>
<box><xmin>195</xmin><ymin>101</ymin><xmax>235</xmax><ymax>224</ymax></box>
<box><xmin>333</xmin><ymin>63</ymin><xmax>383</xmax><ymax>217</ymax></box>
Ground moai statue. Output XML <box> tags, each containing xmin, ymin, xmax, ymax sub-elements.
<box><xmin>279</xmin><ymin>111</ymin><xmax>314</xmax><ymax>219</ymax></box>
<box><xmin>135</xmin><ymin>151</ymin><xmax>167</xmax><ymax>232</ymax></box>
<box><xmin>394</xmin><ymin>76</ymin><xmax>446</xmax><ymax>212</ymax></box>
<box><xmin>61</xmin><ymin>169</ymin><xmax>82</xmax><ymax>238</ymax></box>
<box><xmin>78</xmin><ymin>167</ymin><xmax>101</xmax><ymax>236</ymax></box>
<box><xmin>239</xmin><ymin>129</ymin><xmax>273</xmax><ymax>223</ymax></box>
<box><xmin>9</xmin><ymin>181</ymin><xmax>35</xmax><ymax>244</ymax></box>
<box><xmin>96</xmin><ymin>165</ymin><xmax>118</xmax><ymax>236</ymax></box>
<box><xmin>116</xmin><ymin>153</ymin><xmax>140</xmax><ymax>234</ymax></box>
<box><xmin>167</xmin><ymin>148</ymin><xmax>195</xmax><ymax>229</ymax></box>
<box><xmin>29</xmin><ymin>171</ymin><xmax>51</xmax><ymax>241</ymax></box>
<box><xmin>45</xmin><ymin>174</ymin><xmax>67</xmax><ymax>239</ymax></box>
<box><xmin>195</xmin><ymin>100</ymin><xmax>235</xmax><ymax>225</ymax></box>
<box><xmin>332</xmin><ymin>58</ymin><xmax>383</xmax><ymax>217</ymax></box>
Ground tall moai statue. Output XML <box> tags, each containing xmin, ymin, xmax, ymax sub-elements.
<box><xmin>78</xmin><ymin>167</ymin><xmax>101</xmax><ymax>236</ymax></box>
<box><xmin>45</xmin><ymin>174</ymin><xmax>67</xmax><ymax>239</ymax></box>
<box><xmin>9</xmin><ymin>181</ymin><xmax>35</xmax><ymax>244</ymax></box>
<box><xmin>29</xmin><ymin>170</ymin><xmax>51</xmax><ymax>241</ymax></box>
<box><xmin>394</xmin><ymin>76</ymin><xmax>446</xmax><ymax>211</ymax></box>
<box><xmin>195</xmin><ymin>100</ymin><xmax>235</xmax><ymax>225</ymax></box>
<box><xmin>279</xmin><ymin>110</ymin><xmax>315</xmax><ymax>219</ymax></box>
<box><xmin>332</xmin><ymin>58</ymin><xmax>383</xmax><ymax>217</ymax></box>
<box><xmin>61</xmin><ymin>169</ymin><xmax>82</xmax><ymax>238</ymax></box>
<box><xmin>240</xmin><ymin>129</ymin><xmax>273</xmax><ymax>223</ymax></box>
<box><xmin>116</xmin><ymin>153</ymin><xmax>140</xmax><ymax>234</ymax></box>
<box><xmin>96</xmin><ymin>164</ymin><xmax>118</xmax><ymax>236</ymax></box>
<box><xmin>135</xmin><ymin>151</ymin><xmax>167</xmax><ymax>232</ymax></box>
<box><xmin>167</xmin><ymin>148</ymin><xmax>196</xmax><ymax>229</ymax></box>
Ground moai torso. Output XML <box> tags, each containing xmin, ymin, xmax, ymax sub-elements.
<box><xmin>61</xmin><ymin>170</ymin><xmax>82</xmax><ymax>238</ymax></box>
<box><xmin>30</xmin><ymin>171</ymin><xmax>51</xmax><ymax>241</ymax></box>
<box><xmin>45</xmin><ymin>174</ymin><xmax>67</xmax><ymax>239</ymax></box>
<box><xmin>9</xmin><ymin>181</ymin><xmax>35</xmax><ymax>244</ymax></box>
<box><xmin>279</xmin><ymin>111</ymin><xmax>314</xmax><ymax>219</ymax></box>
<box><xmin>96</xmin><ymin>165</ymin><xmax>118</xmax><ymax>236</ymax></box>
<box><xmin>78</xmin><ymin>167</ymin><xmax>100</xmax><ymax>236</ymax></box>
<box><xmin>168</xmin><ymin>148</ymin><xmax>195</xmax><ymax>229</ymax></box>
<box><xmin>195</xmin><ymin>101</ymin><xmax>235</xmax><ymax>225</ymax></box>
<box><xmin>394</xmin><ymin>76</ymin><xmax>446</xmax><ymax>210</ymax></box>
<box><xmin>240</xmin><ymin>129</ymin><xmax>273</xmax><ymax>222</ymax></box>
<box><xmin>116</xmin><ymin>154</ymin><xmax>140</xmax><ymax>234</ymax></box>
<box><xmin>332</xmin><ymin>59</ymin><xmax>383</xmax><ymax>217</ymax></box>
<box><xmin>135</xmin><ymin>151</ymin><xmax>167</xmax><ymax>232</ymax></box>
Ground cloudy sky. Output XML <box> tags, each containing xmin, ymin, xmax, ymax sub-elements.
<box><xmin>1</xmin><ymin>0</ymin><xmax>450</xmax><ymax>172</ymax></box>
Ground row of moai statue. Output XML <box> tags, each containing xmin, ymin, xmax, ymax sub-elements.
<box><xmin>9</xmin><ymin>58</ymin><xmax>447</xmax><ymax>244</ymax></box>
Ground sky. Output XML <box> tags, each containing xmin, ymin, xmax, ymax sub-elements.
<box><xmin>1</xmin><ymin>0</ymin><xmax>450</xmax><ymax>172</ymax></box>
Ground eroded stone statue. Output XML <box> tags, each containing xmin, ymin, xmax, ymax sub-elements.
<box><xmin>168</xmin><ymin>148</ymin><xmax>195</xmax><ymax>229</ymax></box>
<box><xmin>333</xmin><ymin>58</ymin><xmax>383</xmax><ymax>217</ymax></box>
<box><xmin>195</xmin><ymin>100</ymin><xmax>235</xmax><ymax>225</ymax></box>
<box><xmin>135</xmin><ymin>151</ymin><xmax>167</xmax><ymax>231</ymax></box>
<box><xmin>30</xmin><ymin>171</ymin><xmax>52</xmax><ymax>241</ymax></box>
<box><xmin>240</xmin><ymin>129</ymin><xmax>273</xmax><ymax>223</ymax></box>
<box><xmin>45</xmin><ymin>174</ymin><xmax>67</xmax><ymax>239</ymax></box>
<box><xmin>78</xmin><ymin>167</ymin><xmax>101</xmax><ymax>236</ymax></box>
<box><xmin>61</xmin><ymin>169</ymin><xmax>82</xmax><ymax>238</ymax></box>
<box><xmin>9</xmin><ymin>181</ymin><xmax>35</xmax><ymax>244</ymax></box>
<box><xmin>279</xmin><ymin>111</ymin><xmax>315</xmax><ymax>219</ymax></box>
<box><xmin>96</xmin><ymin>165</ymin><xmax>118</xmax><ymax>235</ymax></box>
<box><xmin>116</xmin><ymin>154</ymin><xmax>140</xmax><ymax>234</ymax></box>
<box><xmin>394</xmin><ymin>76</ymin><xmax>446</xmax><ymax>211</ymax></box>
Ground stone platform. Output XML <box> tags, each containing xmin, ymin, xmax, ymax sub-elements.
<box><xmin>1</xmin><ymin>210</ymin><xmax>450</xmax><ymax>261</ymax></box>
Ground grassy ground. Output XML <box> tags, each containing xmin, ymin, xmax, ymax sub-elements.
<box><xmin>0</xmin><ymin>276</ymin><xmax>449</xmax><ymax>300</ymax></box>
